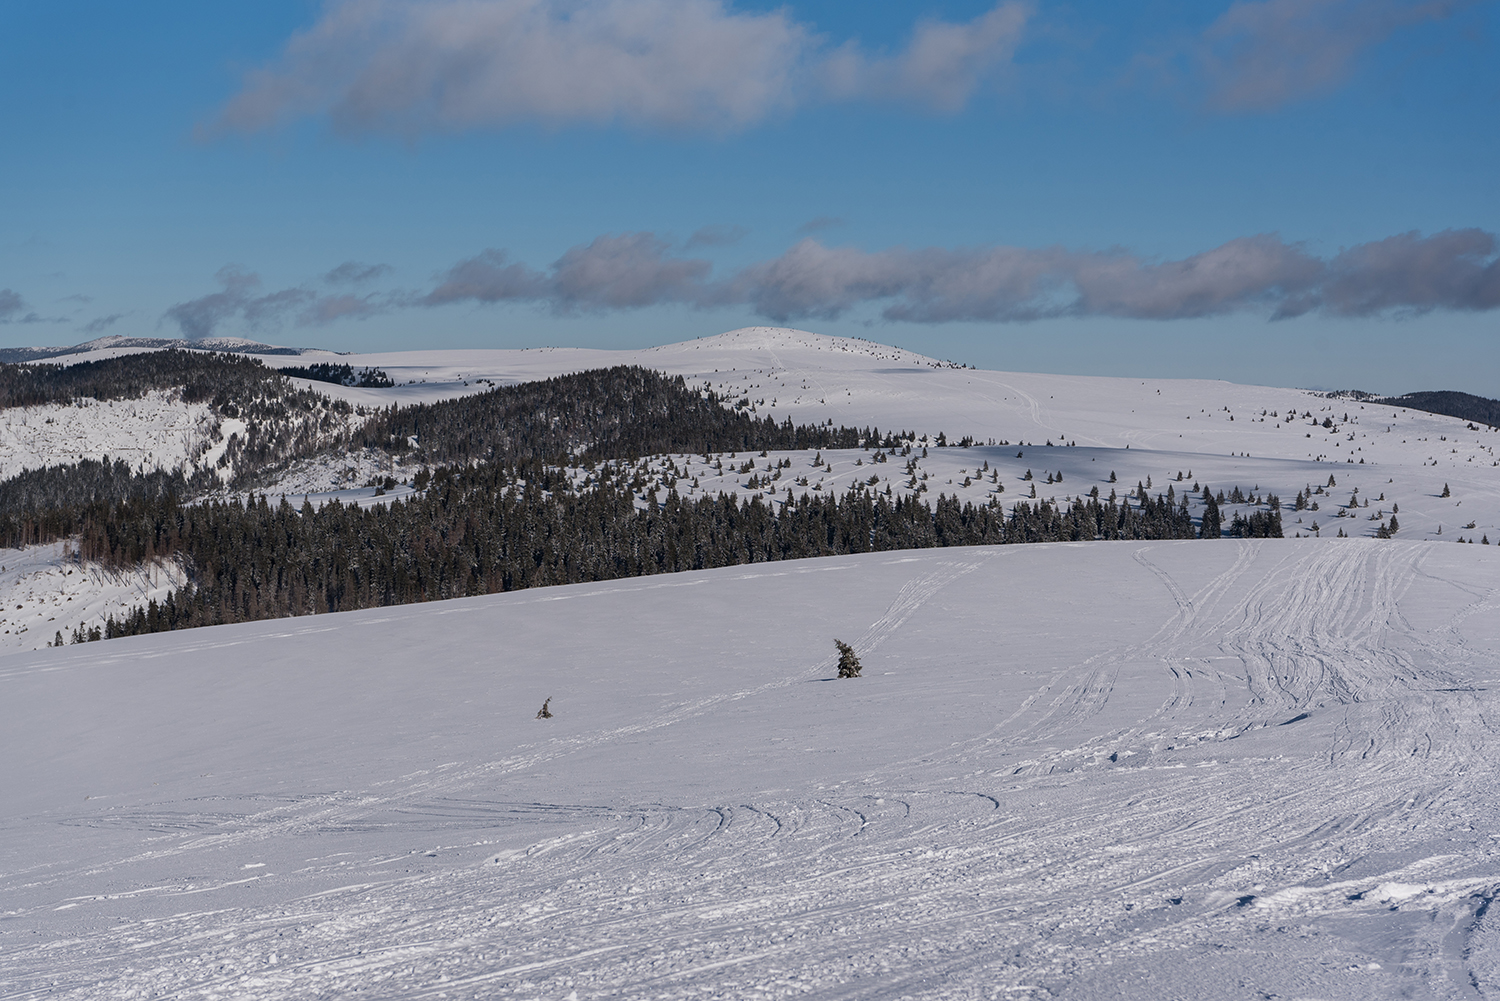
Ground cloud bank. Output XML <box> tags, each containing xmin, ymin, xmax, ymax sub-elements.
<box><xmin>161</xmin><ymin>229</ymin><xmax>1499</xmax><ymax>338</ymax></box>
<box><xmin>162</xmin><ymin>263</ymin><xmax>399</xmax><ymax>339</ymax></box>
<box><xmin>211</xmin><ymin>0</ymin><xmax>1030</xmax><ymax>136</ymax></box>
<box><xmin>0</xmin><ymin>289</ymin><xmax>59</xmax><ymax>325</ymax></box>
<box><xmin>420</xmin><ymin>228</ymin><xmax>1500</xmax><ymax>324</ymax></box>
<box><xmin>206</xmin><ymin>0</ymin><xmax>1482</xmax><ymax>137</ymax></box>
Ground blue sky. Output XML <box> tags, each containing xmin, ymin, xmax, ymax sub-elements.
<box><xmin>1</xmin><ymin>0</ymin><xmax>1496</xmax><ymax>393</ymax></box>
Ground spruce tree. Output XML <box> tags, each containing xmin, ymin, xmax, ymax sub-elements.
<box><xmin>835</xmin><ymin>640</ymin><xmax>862</xmax><ymax>679</ymax></box>
<box><xmin>1200</xmin><ymin>495</ymin><xmax>1222</xmax><ymax>539</ymax></box>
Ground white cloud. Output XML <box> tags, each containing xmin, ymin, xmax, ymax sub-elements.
<box><xmin>424</xmin><ymin>233</ymin><xmax>712</xmax><ymax>311</ymax></box>
<box><xmin>1193</xmin><ymin>0</ymin><xmax>1474</xmax><ymax>112</ymax></box>
<box><xmin>419</xmin><ymin>228</ymin><xmax>1500</xmax><ymax>323</ymax></box>
<box><xmin>823</xmin><ymin>3</ymin><xmax>1030</xmax><ymax>111</ymax></box>
<box><xmin>211</xmin><ymin>0</ymin><xmax>1030</xmax><ymax>136</ymax></box>
<box><xmin>163</xmin><ymin>228</ymin><xmax>1500</xmax><ymax>337</ymax></box>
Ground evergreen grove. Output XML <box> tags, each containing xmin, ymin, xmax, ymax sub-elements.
<box><xmin>47</xmin><ymin>461</ymin><xmax>1275</xmax><ymax>641</ymax></box>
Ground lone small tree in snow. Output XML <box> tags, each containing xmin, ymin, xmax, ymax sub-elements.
<box><xmin>835</xmin><ymin>640</ymin><xmax>862</xmax><ymax>679</ymax></box>
<box><xmin>535</xmin><ymin>696</ymin><xmax>554</xmax><ymax>719</ymax></box>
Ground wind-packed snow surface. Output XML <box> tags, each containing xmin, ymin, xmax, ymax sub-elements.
<box><xmin>4</xmin><ymin>327</ymin><xmax>1500</xmax><ymax>997</ymax></box>
<box><xmin>4</xmin><ymin>539</ymin><xmax>1500</xmax><ymax>999</ymax></box>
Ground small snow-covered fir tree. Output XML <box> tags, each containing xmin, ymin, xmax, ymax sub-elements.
<box><xmin>535</xmin><ymin>697</ymin><xmax>553</xmax><ymax>719</ymax></box>
<box><xmin>835</xmin><ymin>640</ymin><xmax>862</xmax><ymax>679</ymax></box>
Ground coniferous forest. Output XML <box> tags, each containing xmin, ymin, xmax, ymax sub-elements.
<box><xmin>88</xmin><ymin>468</ymin><xmax>1213</xmax><ymax>638</ymax></box>
<box><xmin>0</xmin><ymin>353</ymin><xmax>1280</xmax><ymax>643</ymax></box>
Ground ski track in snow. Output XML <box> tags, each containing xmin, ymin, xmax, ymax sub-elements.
<box><xmin>4</xmin><ymin>327</ymin><xmax>1500</xmax><ymax>998</ymax></box>
<box><xmin>3</xmin><ymin>540</ymin><xmax>1500</xmax><ymax>999</ymax></box>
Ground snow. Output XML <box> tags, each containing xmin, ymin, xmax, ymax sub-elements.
<box><xmin>247</xmin><ymin>445</ymin><xmax>422</xmax><ymax>504</ymax></box>
<box><xmin>573</xmin><ymin>443</ymin><xmax>1495</xmax><ymax>542</ymax></box>
<box><xmin>0</xmin><ymin>541</ymin><xmax>186</xmax><ymax>652</ymax></box>
<box><xmin>253</xmin><ymin>326</ymin><xmax>1500</xmax><ymax>479</ymax></box>
<box><xmin>2</xmin><ymin>540</ymin><xmax>1499</xmax><ymax>998</ymax></box>
<box><xmin>3</xmin><ymin>326</ymin><xmax>1500</xmax><ymax>996</ymax></box>
<box><xmin>0</xmin><ymin>390</ymin><xmax>219</xmax><ymax>480</ymax></box>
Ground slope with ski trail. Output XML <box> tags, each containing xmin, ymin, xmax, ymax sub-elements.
<box><xmin>3</xmin><ymin>538</ymin><xmax>1499</xmax><ymax>999</ymax></box>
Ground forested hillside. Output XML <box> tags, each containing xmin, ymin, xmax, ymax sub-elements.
<box><xmin>0</xmin><ymin>356</ymin><xmax>1279</xmax><ymax>644</ymax></box>
<box><xmin>0</xmin><ymin>351</ymin><xmax>360</xmax><ymax>492</ymax></box>
<box><xmin>354</xmin><ymin>366</ymin><xmax>908</xmax><ymax>464</ymax></box>
<box><xmin>0</xmin><ymin>350</ymin><xmax>311</xmax><ymax>410</ymax></box>
<box><xmin>1380</xmin><ymin>390</ymin><xmax>1500</xmax><ymax>428</ymax></box>
<box><xmin>89</xmin><ymin>462</ymin><xmax>1256</xmax><ymax>640</ymax></box>
<box><xmin>281</xmin><ymin>362</ymin><xmax>394</xmax><ymax>388</ymax></box>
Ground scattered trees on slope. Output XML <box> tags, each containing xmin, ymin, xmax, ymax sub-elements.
<box><xmin>354</xmin><ymin>366</ymin><xmax>910</xmax><ymax>466</ymax></box>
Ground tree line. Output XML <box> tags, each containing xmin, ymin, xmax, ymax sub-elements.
<box><xmin>281</xmin><ymin>363</ymin><xmax>394</xmax><ymax>388</ymax></box>
<box><xmin>73</xmin><ymin>460</ymin><xmax>1265</xmax><ymax>640</ymax></box>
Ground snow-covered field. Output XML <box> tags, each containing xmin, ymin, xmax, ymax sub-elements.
<box><xmin>3</xmin><ymin>540</ymin><xmax>1499</xmax><ymax>999</ymax></box>
<box><xmin>3</xmin><ymin>326</ymin><xmax>1500</xmax><ymax>997</ymax></box>
<box><xmin>246</xmin><ymin>445</ymin><xmax>422</xmax><ymax>505</ymax></box>
<box><xmin>21</xmin><ymin>326</ymin><xmax>1496</xmax><ymax>498</ymax></box>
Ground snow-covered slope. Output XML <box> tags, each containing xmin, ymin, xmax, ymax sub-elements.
<box><xmin>254</xmin><ymin>327</ymin><xmax>1500</xmax><ymax>543</ymax></box>
<box><xmin>4</xmin><ymin>540</ymin><xmax>1499</xmax><ymax>998</ymax></box>
<box><xmin>0</xmin><ymin>390</ymin><xmax>219</xmax><ymax>480</ymax></box>
<box><xmin>0</xmin><ymin>334</ymin><xmax>334</xmax><ymax>364</ymax></box>
<box><xmin>257</xmin><ymin>326</ymin><xmax>1499</xmax><ymax>477</ymax></box>
<box><xmin>568</xmin><ymin>443</ymin><xmax>1493</xmax><ymax>543</ymax></box>
<box><xmin>0</xmin><ymin>541</ymin><xmax>186</xmax><ymax>651</ymax></box>
<box><xmin>4</xmin><ymin>327</ymin><xmax>1500</xmax><ymax>996</ymax></box>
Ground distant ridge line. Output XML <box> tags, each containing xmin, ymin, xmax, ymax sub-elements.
<box><xmin>1319</xmin><ymin>388</ymin><xmax>1500</xmax><ymax>427</ymax></box>
<box><xmin>0</xmin><ymin>335</ymin><xmax>331</xmax><ymax>364</ymax></box>
<box><xmin>1378</xmin><ymin>390</ymin><xmax>1500</xmax><ymax>429</ymax></box>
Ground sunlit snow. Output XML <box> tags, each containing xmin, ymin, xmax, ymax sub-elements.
<box><xmin>2</xmin><ymin>328</ymin><xmax>1499</xmax><ymax>999</ymax></box>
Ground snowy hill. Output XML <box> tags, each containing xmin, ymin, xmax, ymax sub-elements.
<box><xmin>252</xmin><ymin>326</ymin><xmax>1498</xmax><ymax>543</ymax></box>
<box><xmin>3</xmin><ymin>327</ymin><xmax>1500</xmax><ymax>996</ymax></box>
<box><xmin>0</xmin><ymin>326</ymin><xmax>1495</xmax><ymax>641</ymax></box>
<box><xmin>0</xmin><ymin>334</ymin><xmax>331</xmax><ymax>364</ymax></box>
<box><xmin>0</xmin><ymin>390</ymin><xmax>220</xmax><ymax>482</ymax></box>
<box><xmin>4</xmin><ymin>540</ymin><xmax>1499</xmax><ymax>998</ymax></box>
<box><xmin>261</xmin><ymin>326</ymin><xmax>1499</xmax><ymax>472</ymax></box>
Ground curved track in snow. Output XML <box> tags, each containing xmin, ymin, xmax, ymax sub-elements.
<box><xmin>3</xmin><ymin>539</ymin><xmax>1499</xmax><ymax>999</ymax></box>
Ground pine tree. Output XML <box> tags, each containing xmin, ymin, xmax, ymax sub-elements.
<box><xmin>835</xmin><ymin>640</ymin><xmax>862</xmax><ymax>679</ymax></box>
<box><xmin>1441</xmin><ymin>483</ymin><xmax>1451</xmax><ymax>497</ymax></box>
<box><xmin>1200</xmin><ymin>494</ymin><xmax>1221</xmax><ymax>539</ymax></box>
<box><xmin>535</xmin><ymin>697</ymin><xmax>553</xmax><ymax>719</ymax></box>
